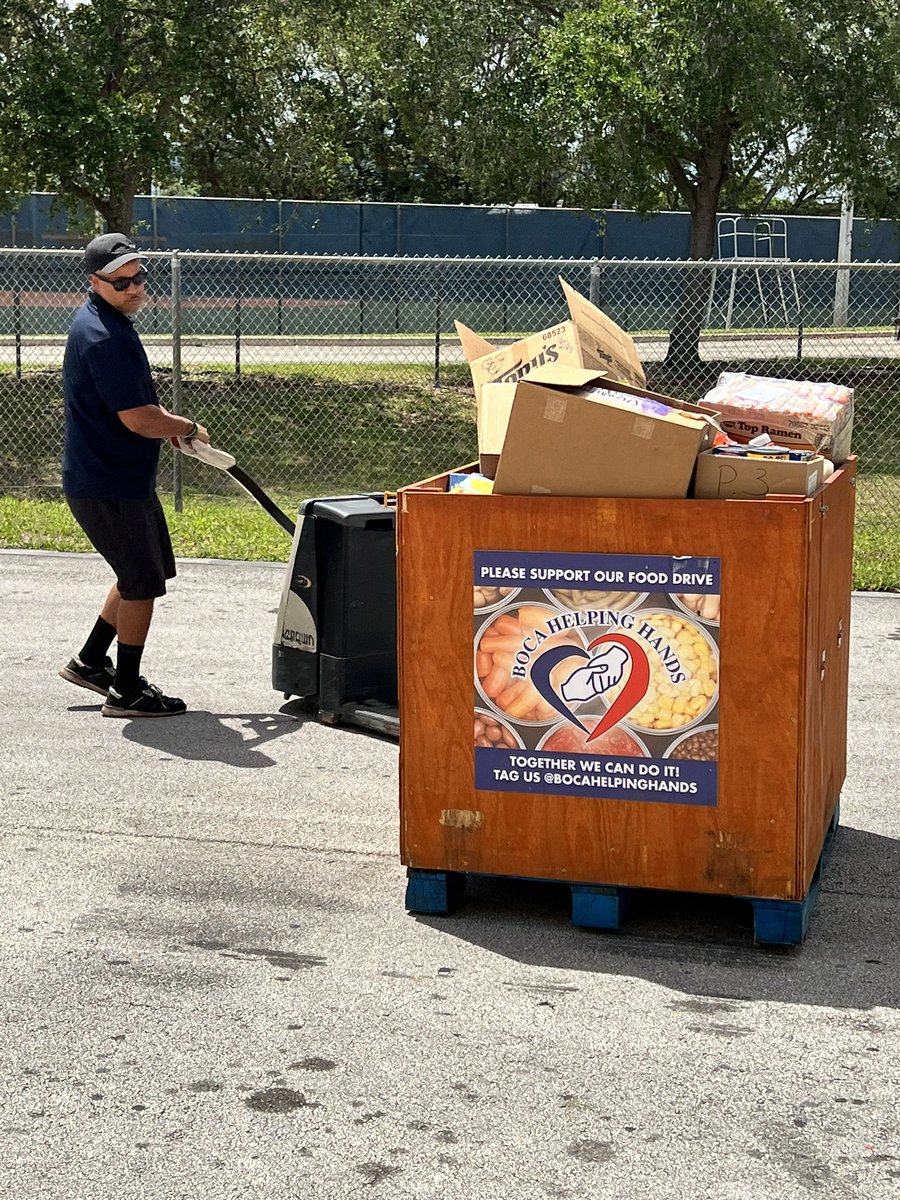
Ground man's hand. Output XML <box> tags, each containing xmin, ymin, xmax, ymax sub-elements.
<box><xmin>170</xmin><ymin>422</ymin><xmax>210</xmax><ymax>448</ymax></box>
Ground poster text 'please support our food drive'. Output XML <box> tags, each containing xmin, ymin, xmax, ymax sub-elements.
<box><xmin>473</xmin><ymin>551</ymin><xmax>721</xmax><ymax>806</ymax></box>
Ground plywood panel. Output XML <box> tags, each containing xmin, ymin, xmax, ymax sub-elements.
<box><xmin>398</xmin><ymin>481</ymin><xmax>818</xmax><ymax>899</ymax></box>
<box><xmin>800</xmin><ymin>462</ymin><xmax>856</xmax><ymax>888</ymax></box>
<box><xmin>797</xmin><ymin>498</ymin><xmax>823</xmax><ymax>901</ymax></box>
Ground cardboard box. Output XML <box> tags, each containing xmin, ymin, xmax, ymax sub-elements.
<box><xmin>477</xmin><ymin>382</ymin><xmax>517</xmax><ymax>477</ymax></box>
<box><xmin>477</xmin><ymin>370</ymin><xmax>709</xmax><ymax>479</ymax></box>
<box><xmin>693</xmin><ymin>452</ymin><xmax>825</xmax><ymax>500</ymax></box>
<box><xmin>492</xmin><ymin>367</ymin><xmax>717</xmax><ymax>499</ymax></box>
<box><xmin>455</xmin><ymin>277</ymin><xmax>646</xmax><ymax>405</ymax></box>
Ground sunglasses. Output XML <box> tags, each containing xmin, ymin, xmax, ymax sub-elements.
<box><xmin>95</xmin><ymin>268</ymin><xmax>149</xmax><ymax>291</ymax></box>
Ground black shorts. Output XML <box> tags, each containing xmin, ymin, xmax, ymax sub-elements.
<box><xmin>67</xmin><ymin>493</ymin><xmax>176</xmax><ymax>600</ymax></box>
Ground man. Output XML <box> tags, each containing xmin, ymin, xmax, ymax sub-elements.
<box><xmin>58</xmin><ymin>232</ymin><xmax>209</xmax><ymax>718</ymax></box>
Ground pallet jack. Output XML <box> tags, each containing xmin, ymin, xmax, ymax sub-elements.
<box><xmin>177</xmin><ymin>439</ymin><xmax>399</xmax><ymax>737</ymax></box>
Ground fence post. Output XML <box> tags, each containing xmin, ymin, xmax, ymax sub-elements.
<box><xmin>394</xmin><ymin>209</ymin><xmax>401</xmax><ymax>333</ymax></box>
<box><xmin>234</xmin><ymin>263</ymin><xmax>242</xmax><ymax>377</ymax></box>
<box><xmin>434</xmin><ymin>265</ymin><xmax>442</xmax><ymax>388</ymax></box>
<box><xmin>170</xmin><ymin>252</ymin><xmax>184</xmax><ymax>513</ymax></box>
<box><xmin>359</xmin><ymin>260</ymin><xmax>365</xmax><ymax>335</ymax></box>
<box><xmin>276</xmin><ymin>204</ymin><xmax>284</xmax><ymax>337</ymax></box>
<box><xmin>590</xmin><ymin>259</ymin><xmax>602</xmax><ymax>308</ymax></box>
<box><xmin>13</xmin><ymin>255</ymin><xmax>22</xmax><ymax>381</ymax></box>
<box><xmin>833</xmin><ymin>192</ymin><xmax>853</xmax><ymax>327</ymax></box>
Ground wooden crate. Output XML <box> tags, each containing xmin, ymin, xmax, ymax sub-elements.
<box><xmin>397</xmin><ymin>460</ymin><xmax>855</xmax><ymax>913</ymax></box>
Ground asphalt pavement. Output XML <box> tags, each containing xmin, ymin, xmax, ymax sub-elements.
<box><xmin>1</xmin><ymin>549</ymin><xmax>898</xmax><ymax>1200</ymax></box>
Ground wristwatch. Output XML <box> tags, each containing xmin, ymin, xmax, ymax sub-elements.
<box><xmin>185</xmin><ymin>420</ymin><xmax>198</xmax><ymax>440</ymax></box>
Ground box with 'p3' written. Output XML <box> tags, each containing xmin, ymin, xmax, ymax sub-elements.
<box><xmin>692</xmin><ymin>451</ymin><xmax>825</xmax><ymax>500</ymax></box>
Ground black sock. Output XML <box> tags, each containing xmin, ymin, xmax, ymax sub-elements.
<box><xmin>79</xmin><ymin>616</ymin><xmax>117</xmax><ymax>666</ymax></box>
<box><xmin>114</xmin><ymin>642</ymin><xmax>145</xmax><ymax>698</ymax></box>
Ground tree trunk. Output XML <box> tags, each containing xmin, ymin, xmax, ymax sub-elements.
<box><xmin>664</xmin><ymin>193</ymin><xmax>718</xmax><ymax>373</ymax></box>
<box><xmin>96</xmin><ymin>190</ymin><xmax>136</xmax><ymax>235</ymax></box>
<box><xmin>663</xmin><ymin>123</ymin><xmax>731</xmax><ymax>375</ymax></box>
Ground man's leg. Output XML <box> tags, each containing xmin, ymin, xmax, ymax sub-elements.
<box><xmin>103</xmin><ymin>595</ymin><xmax>186</xmax><ymax>718</ymax></box>
<box><xmin>77</xmin><ymin>584</ymin><xmax>120</xmax><ymax>664</ymax></box>
<box><xmin>116</xmin><ymin>597</ymin><xmax>153</xmax><ymax>645</ymax></box>
<box><xmin>99</xmin><ymin>584</ymin><xmax>121</xmax><ymax>630</ymax></box>
<box><xmin>113</xmin><ymin>598</ymin><xmax>154</xmax><ymax>698</ymax></box>
<box><xmin>62</xmin><ymin>495</ymin><xmax>185</xmax><ymax>717</ymax></box>
<box><xmin>59</xmin><ymin>583</ymin><xmax>120</xmax><ymax>694</ymax></box>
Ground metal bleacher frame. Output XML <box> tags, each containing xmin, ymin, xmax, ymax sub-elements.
<box><xmin>705</xmin><ymin>217</ymin><xmax>801</xmax><ymax>330</ymax></box>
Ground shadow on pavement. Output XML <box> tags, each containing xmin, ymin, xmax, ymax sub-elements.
<box><xmin>117</xmin><ymin>709</ymin><xmax>310</xmax><ymax>767</ymax></box>
<box><xmin>278</xmin><ymin>698</ymin><xmax>401</xmax><ymax>744</ymax></box>
<box><xmin>415</xmin><ymin>825</ymin><xmax>900</xmax><ymax>1012</ymax></box>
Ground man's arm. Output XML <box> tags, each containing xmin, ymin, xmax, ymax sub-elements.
<box><xmin>84</xmin><ymin>340</ymin><xmax>210</xmax><ymax>443</ymax></box>
<box><xmin>118</xmin><ymin>405</ymin><xmax>209</xmax><ymax>443</ymax></box>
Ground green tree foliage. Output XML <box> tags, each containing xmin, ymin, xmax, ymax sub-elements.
<box><xmin>2</xmin><ymin>0</ymin><xmax>197</xmax><ymax>229</ymax></box>
<box><xmin>0</xmin><ymin>0</ymin><xmax>339</xmax><ymax>231</ymax></box>
<box><xmin>174</xmin><ymin>4</ymin><xmax>356</xmax><ymax>201</ymax></box>
<box><xmin>2</xmin><ymin>0</ymin><xmax>898</xmax><ymax>253</ymax></box>
<box><xmin>535</xmin><ymin>0</ymin><xmax>900</xmax><ymax>363</ymax></box>
<box><xmin>285</xmin><ymin>0</ymin><xmax>595</xmax><ymax>206</ymax></box>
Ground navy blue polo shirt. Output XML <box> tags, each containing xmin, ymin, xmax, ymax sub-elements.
<box><xmin>62</xmin><ymin>291</ymin><xmax>161</xmax><ymax>498</ymax></box>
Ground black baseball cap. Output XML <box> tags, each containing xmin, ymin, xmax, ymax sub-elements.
<box><xmin>83</xmin><ymin>233</ymin><xmax>143</xmax><ymax>275</ymax></box>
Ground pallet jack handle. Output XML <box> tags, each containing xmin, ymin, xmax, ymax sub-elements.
<box><xmin>174</xmin><ymin>438</ymin><xmax>296</xmax><ymax>537</ymax></box>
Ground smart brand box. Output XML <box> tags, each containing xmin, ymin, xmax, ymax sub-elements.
<box><xmin>492</xmin><ymin>367</ymin><xmax>717</xmax><ymax>499</ymax></box>
<box><xmin>692</xmin><ymin>451</ymin><xmax>825</xmax><ymax>500</ymax></box>
<box><xmin>455</xmin><ymin>277</ymin><xmax>647</xmax><ymax>406</ymax></box>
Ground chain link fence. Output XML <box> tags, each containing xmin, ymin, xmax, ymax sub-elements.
<box><xmin>2</xmin><ymin>248</ymin><xmax>899</xmax><ymax>537</ymax></box>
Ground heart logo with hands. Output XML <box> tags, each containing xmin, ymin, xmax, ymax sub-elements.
<box><xmin>560</xmin><ymin>644</ymin><xmax>630</xmax><ymax>704</ymax></box>
<box><xmin>530</xmin><ymin>633</ymin><xmax>651</xmax><ymax>743</ymax></box>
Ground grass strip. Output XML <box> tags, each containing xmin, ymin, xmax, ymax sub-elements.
<box><xmin>2</xmin><ymin>494</ymin><xmax>899</xmax><ymax>590</ymax></box>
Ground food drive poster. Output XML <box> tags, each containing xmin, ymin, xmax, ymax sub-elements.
<box><xmin>473</xmin><ymin>551</ymin><xmax>720</xmax><ymax>806</ymax></box>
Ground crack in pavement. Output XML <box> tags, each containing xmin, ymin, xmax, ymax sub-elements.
<box><xmin>0</xmin><ymin>822</ymin><xmax>395</xmax><ymax>861</ymax></box>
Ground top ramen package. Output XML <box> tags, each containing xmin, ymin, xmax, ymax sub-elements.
<box><xmin>701</xmin><ymin>372</ymin><xmax>853</xmax><ymax>463</ymax></box>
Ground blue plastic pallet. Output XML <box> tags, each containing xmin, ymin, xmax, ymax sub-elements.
<box><xmin>406</xmin><ymin>803</ymin><xmax>839</xmax><ymax>948</ymax></box>
<box><xmin>744</xmin><ymin>801</ymin><xmax>839</xmax><ymax>946</ymax></box>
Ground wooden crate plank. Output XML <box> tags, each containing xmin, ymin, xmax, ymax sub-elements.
<box><xmin>796</xmin><ymin>463</ymin><xmax>856</xmax><ymax>895</ymax></box>
<box><xmin>797</xmin><ymin>488</ymin><xmax>823</xmax><ymax>901</ymax></box>
<box><xmin>806</xmin><ymin>463</ymin><xmax>855</xmax><ymax>888</ymax></box>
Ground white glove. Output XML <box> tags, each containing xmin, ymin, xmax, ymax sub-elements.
<box><xmin>173</xmin><ymin>438</ymin><xmax>236</xmax><ymax>471</ymax></box>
